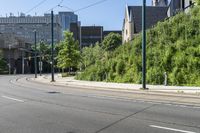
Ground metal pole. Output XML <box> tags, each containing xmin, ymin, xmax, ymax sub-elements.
<box><xmin>22</xmin><ymin>57</ymin><xmax>24</xmax><ymax>74</ymax></box>
<box><xmin>51</xmin><ymin>10</ymin><xmax>55</xmax><ymax>82</ymax></box>
<box><xmin>9</xmin><ymin>45</ymin><xmax>11</xmax><ymax>75</ymax></box>
<box><xmin>21</xmin><ymin>50</ymin><xmax>24</xmax><ymax>74</ymax></box>
<box><xmin>34</xmin><ymin>30</ymin><xmax>37</xmax><ymax>78</ymax></box>
<box><xmin>39</xmin><ymin>41</ymin><xmax>42</xmax><ymax>76</ymax></box>
<box><xmin>80</xmin><ymin>25</ymin><xmax>82</xmax><ymax>50</ymax></box>
<box><xmin>142</xmin><ymin>0</ymin><xmax>147</xmax><ymax>90</ymax></box>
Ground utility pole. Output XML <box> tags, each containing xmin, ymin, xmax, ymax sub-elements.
<box><xmin>34</xmin><ymin>30</ymin><xmax>37</xmax><ymax>78</ymax></box>
<box><xmin>39</xmin><ymin>41</ymin><xmax>42</xmax><ymax>76</ymax></box>
<box><xmin>51</xmin><ymin>10</ymin><xmax>55</xmax><ymax>82</ymax></box>
<box><xmin>142</xmin><ymin>0</ymin><xmax>148</xmax><ymax>90</ymax></box>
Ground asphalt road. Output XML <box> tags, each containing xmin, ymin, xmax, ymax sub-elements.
<box><xmin>0</xmin><ymin>75</ymin><xmax>199</xmax><ymax>133</ymax></box>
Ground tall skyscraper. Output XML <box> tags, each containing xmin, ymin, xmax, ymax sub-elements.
<box><xmin>58</xmin><ymin>12</ymin><xmax>78</xmax><ymax>37</ymax></box>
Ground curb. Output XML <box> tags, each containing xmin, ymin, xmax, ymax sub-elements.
<box><xmin>21</xmin><ymin>77</ymin><xmax>200</xmax><ymax>107</ymax></box>
<box><xmin>29</xmin><ymin>77</ymin><xmax>200</xmax><ymax>99</ymax></box>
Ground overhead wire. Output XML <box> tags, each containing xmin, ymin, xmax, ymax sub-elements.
<box><xmin>25</xmin><ymin>0</ymin><xmax>48</xmax><ymax>14</ymax></box>
<box><xmin>58</xmin><ymin>0</ymin><xmax>109</xmax><ymax>13</ymax></box>
<box><xmin>27</xmin><ymin>0</ymin><xmax>109</xmax><ymax>15</ymax></box>
<box><xmin>58</xmin><ymin>5</ymin><xmax>74</xmax><ymax>11</ymax></box>
<box><xmin>74</xmin><ymin>0</ymin><xmax>109</xmax><ymax>12</ymax></box>
<box><xmin>45</xmin><ymin>0</ymin><xmax>64</xmax><ymax>13</ymax></box>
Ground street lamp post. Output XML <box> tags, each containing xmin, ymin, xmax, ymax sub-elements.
<box><xmin>39</xmin><ymin>41</ymin><xmax>42</xmax><ymax>76</ymax></box>
<box><xmin>34</xmin><ymin>30</ymin><xmax>37</xmax><ymax>78</ymax></box>
<box><xmin>142</xmin><ymin>0</ymin><xmax>148</xmax><ymax>90</ymax></box>
<box><xmin>51</xmin><ymin>10</ymin><xmax>55</xmax><ymax>82</ymax></box>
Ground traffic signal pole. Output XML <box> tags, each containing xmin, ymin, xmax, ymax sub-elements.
<box><xmin>39</xmin><ymin>41</ymin><xmax>42</xmax><ymax>76</ymax></box>
<box><xmin>142</xmin><ymin>0</ymin><xmax>148</xmax><ymax>90</ymax></box>
<box><xmin>51</xmin><ymin>10</ymin><xmax>55</xmax><ymax>82</ymax></box>
<box><xmin>34</xmin><ymin>30</ymin><xmax>37</xmax><ymax>78</ymax></box>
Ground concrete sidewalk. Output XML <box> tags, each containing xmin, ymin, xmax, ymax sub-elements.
<box><xmin>32</xmin><ymin>74</ymin><xmax>200</xmax><ymax>95</ymax></box>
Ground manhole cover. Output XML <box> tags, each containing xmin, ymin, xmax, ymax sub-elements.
<box><xmin>47</xmin><ymin>91</ymin><xmax>60</xmax><ymax>94</ymax></box>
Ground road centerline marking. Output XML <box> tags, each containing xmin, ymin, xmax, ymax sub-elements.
<box><xmin>1</xmin><ymin>95</ymin><xmax>24</xmax><ymax>102</ymax></box>
<box><xmin>149</xmin><ymin>125</ymin><xmax>196</xmax><ymax>133</ymax></box>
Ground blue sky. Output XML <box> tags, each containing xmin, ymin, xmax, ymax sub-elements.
<box><xmin>1</xmin><ymin>0</ymin><xmax>152</xmax><ymax>30</ymax></box>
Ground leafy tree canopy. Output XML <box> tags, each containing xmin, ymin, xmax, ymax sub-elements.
<box><xmin>56</xmin><ymin>31</ymin><xmax>80</xmax><ymax>70</ymax></box>
<box><xmin>196</xmin><ymin>0</ymin><xmax>200</xmax><ymax>5</ymax></box>
<box><xmin>102</xmin><ymin>33</ymin><xmax>122</xmax><ymax>51</ymax></box>
<box><xmin>31</xmin><ymin>41</ymin><xmax>51</xmax><ymax>62</ymax></box>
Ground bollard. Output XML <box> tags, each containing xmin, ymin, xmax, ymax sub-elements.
<box><xmin>164</xmin><ymin>72</ymin><xmax>168</xmax><ymax>86</ymax></box>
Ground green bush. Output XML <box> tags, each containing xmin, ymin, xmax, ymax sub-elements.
<box><xmin>116</xmin><ymin>59</ymin><xmax>125</xmax><ymax>75</ymax></box>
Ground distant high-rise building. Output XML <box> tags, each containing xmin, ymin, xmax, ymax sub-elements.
<box><xmin>58</xmin><ymin>12</ymin><xmax>78</xmax><ymax>37</ymax></box>
<box><xmin>70</xmin><ymin>22</ymin><xmax>81</xmax><ymax>42</ymax></box>
<box><xmin>152</xmin><ymin>0</ymin><xmax>168</xmax><ymax>6</ymax></box>
<box><xmin>0</xmin><ymin>11</ymin><xmax>80</xmax><ymax>43</ymax></box>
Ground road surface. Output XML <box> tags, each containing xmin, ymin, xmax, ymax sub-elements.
<box><xmin>0</xmin><ymin>75</ymin><xmax>199</xmax><ymax>133</ymax></box>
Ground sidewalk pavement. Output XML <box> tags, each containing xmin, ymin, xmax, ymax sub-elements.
<box><xmin>32</xmin><ymin>74</ymin><xmax>200</xmax><ymax>95</ymax></box>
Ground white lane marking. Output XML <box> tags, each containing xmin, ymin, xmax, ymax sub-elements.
<box><xmin>150</xmin><ymin>125</ymin><xmax>196</xmax><ymax>133</ymax></box>
<box><xmin>2</xmin><ymin>95</ymin><xmax>24</xmax><ymax>102</ymax></box>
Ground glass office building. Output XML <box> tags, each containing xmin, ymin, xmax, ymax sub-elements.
<box><xmin>58</xmin><ymin>12</ymin><xmax>78</xmax><ymax>38</ymax></box>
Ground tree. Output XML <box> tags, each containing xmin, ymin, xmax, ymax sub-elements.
<box><xmin>0</xmin><ymin>50</ymin><xmax>8</xmax><ymax>74</ymax></box>
<box><xmin>30</xmin><ymin>41</ymin><xmax>52</xmax><ymax>73</ymax></box>
<box><xmin>31</xmin><ymin>41</ymin><xmax>51</xmax><ymax>62</ymax></box>
<box><xmin>56</xmin><ymin>31</ymin><xmax>80</xmax><ymax>71</ymax></box>
<box><xmin>102</xmin><ymin>33</ymin><xmax>122</xmax><ymax>51</ymax></box>
<box><xmin>79</xmin><ymin>42</ymin><xmax>104</xmax><ymax>70</ymax></box>
<box><xmin>195</xmin><ymin>0</ymin><xmax>200</xmax><ymax>5</ymax></box>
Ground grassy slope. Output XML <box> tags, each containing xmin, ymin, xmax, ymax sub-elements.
<box><xmin>77</xmin><ymin>6</ymin><xmax>200</xmax><ymax>86</ymax></box>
